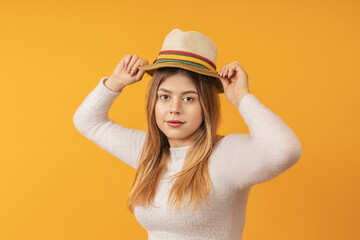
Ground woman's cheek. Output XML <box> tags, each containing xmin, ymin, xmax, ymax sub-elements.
<box><xmin>155</xmin><ymin>103</ymin><xmax>166</xmax><ymax>123</ymax></box>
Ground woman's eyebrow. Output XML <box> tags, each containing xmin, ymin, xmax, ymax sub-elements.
<box><xmin>158</xmin><ymin>88</ymin><xmax>198</xmax><ymax>95</ymax></box>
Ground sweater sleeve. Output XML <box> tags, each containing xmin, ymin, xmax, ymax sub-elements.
<box><xmin>72</xmin><ymin>77</ymin><xmax>146</xmax><ymax>169</ymax></box>
<box><xmin>222</xmin><ymin>93</ymin><xmax>303</xmax><ymax>189</ymax></box>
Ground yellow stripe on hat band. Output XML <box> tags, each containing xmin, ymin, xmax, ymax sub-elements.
<box><xmin>156</xmin><ymin>54</ymin><xmax>216</xmax><ymax>72</ymax></box>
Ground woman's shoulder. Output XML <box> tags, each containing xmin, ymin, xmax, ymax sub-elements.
<box><xmin>216</xmin><ymin>133</ymin><xmax>251</xmax><ymax>144</ymax></box>
<box><xmin>212</xmin><ymin>133</ymin><xmax>251</xmax><ymax>155</ymax></box>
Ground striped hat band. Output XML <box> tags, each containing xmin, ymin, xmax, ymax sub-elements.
<box><xmin>153</xmin><ymin>50</ymin><xmax>217</xmax><ymax>72</ymax></box>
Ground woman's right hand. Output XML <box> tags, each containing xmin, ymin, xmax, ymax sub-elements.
<box><xmin>109</xmin><ymin>54</ymin><xmax>149</xmax><ymax>89</ymax></box>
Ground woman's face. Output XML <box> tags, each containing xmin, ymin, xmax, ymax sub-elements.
<box><xmin>155</xmin><ymin>72</ymin><xmax>203</xmax><ymax>148</ymax></box>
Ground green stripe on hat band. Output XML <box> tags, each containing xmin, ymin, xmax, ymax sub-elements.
<box><xmin>154</xmin><ymin>59</ymin><xmax>210</xmax><ymax>70</ymax></box>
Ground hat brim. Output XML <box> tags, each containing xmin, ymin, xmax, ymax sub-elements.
<box><xmin>138</xmin><ymin>62</ymin><xmax>224</xmax><ymax>93</ymax></box>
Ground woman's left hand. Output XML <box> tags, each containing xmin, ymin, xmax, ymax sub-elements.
<box><xmin>218</xmin><ymin>61</ymin><xmax>250</xmax><ymax>108</ymax></box>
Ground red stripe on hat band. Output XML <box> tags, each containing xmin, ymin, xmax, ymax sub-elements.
<box><xmin>159</xmin><ymin>50</ymin><xmax>216</xmax><ymax>69</ymax></box>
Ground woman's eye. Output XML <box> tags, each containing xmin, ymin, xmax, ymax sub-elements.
<box><xmin>160</xmin><ymin>95</ymin><xmax>169</xmax><ymax>100</ymax></box>
<box><xmin>183</xmin><ymin>97</ymin><xmax>194</xmax><ymax>102</ymax></box>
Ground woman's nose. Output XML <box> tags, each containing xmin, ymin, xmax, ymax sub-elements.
<box><xmin>169</xmin><ymin>99</ymin><xmax>181</xmax><ymax>114</ymax></box>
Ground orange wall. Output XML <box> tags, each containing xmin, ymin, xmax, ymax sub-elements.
<box><xmin>1</xmin><ymin>0</ymin><xmax>359</xmax><ymax>239</ymax></box>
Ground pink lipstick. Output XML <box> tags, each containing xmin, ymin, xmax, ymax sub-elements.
<box><xmin>166</xmin><ymin>120</ymin><xmax>184</xmax><ymax>127</ymax></box>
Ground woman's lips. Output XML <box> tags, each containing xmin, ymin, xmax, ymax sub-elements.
<box><xmin>166</xmin><ymin>120</ymin><xmax>184</xmax><ymax>127</ymax></box>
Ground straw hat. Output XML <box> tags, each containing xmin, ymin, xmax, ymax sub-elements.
<box><xmin>138</xmin><ymin>28</ymin><xmax>224</xmax><ymax>93</ymax></box>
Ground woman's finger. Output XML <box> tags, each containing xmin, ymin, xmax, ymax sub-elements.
<box><xmin>114</xmin><ymin>55</ymin><xmax>130</xmax><ymax>74</ymax></box>
<box><xmin>218</xmin><ymin>75</ymin><xmax>230</xmax><ymax>90</ymax></box>
<box><xmin>127</xmin><ymin>54</ymin><xmax>139</xmax><ymax>72</ymax></box>
<box><xmin>130</xmin><ymin>58</ymin><xmax>143</xmax><ymax>76</ymax></box>
<box><xmin>135</xmin><ymin>59</ymin><xmax>148</xmax><ymax>80</ymax></box>
<box><xmin>225</xmin><ymin>66</ymin><xmax>231</xmax><ymax>78</ymax></box>
<box><xmin>139</xmin><ymin>59</ymin><xmax>149</xmax><ymax>67</ymax></box>
<box><xmin>123</xmin><ymin>54</ymin><xmax>132</xmax><ymax>69</ymax></box>
<box><xmin>220</xmin><ymin>66</ymin><xmax>226</xmax><ymax>77</ymax></box>
<box><xmin>220</xmin><ymin>66</ymin><xmax>226</xmax><ymax>76</ymax></box>
<box><xmin>228</xmin><ymin>67</ymin><xmax>234</xmax><ymax>79</ymax></box>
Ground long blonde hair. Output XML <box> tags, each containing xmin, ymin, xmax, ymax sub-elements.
<box><xmin>127</xmin><ymin>67</ymin><xmax>223</xmax><ymax>212</ymax></box>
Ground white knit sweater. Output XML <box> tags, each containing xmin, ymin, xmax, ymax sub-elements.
<box><xmin>73</xmin><ymin>77</ymin><xmax>303</xmax><ymax>240</ymax></box>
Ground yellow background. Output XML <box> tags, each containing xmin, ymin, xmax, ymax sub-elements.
<box><xmin>1</xmin><ymin>0</ymin><xmax>359</xmax><ymax>239</ymax></box>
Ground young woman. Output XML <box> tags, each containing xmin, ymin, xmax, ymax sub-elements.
<box><xmin>73</xmin><ymin>29</ymin><xmax>302</xmax><ymax>240</ymax></box>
